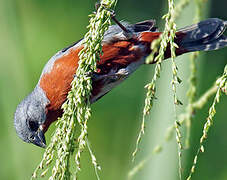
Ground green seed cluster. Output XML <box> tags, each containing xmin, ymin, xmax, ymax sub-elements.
<box><xmin>132</xmin><ymin>0</ymin><xmax>184</xmax><ymax>163</ymax></box>
<box><xmin>128</xmin><ymin>73</ymin><xmax>224</xmax><ymax>179</ymax></box>
<box><xmin>130</xmin><ymin>0</ymin><xmax>226</xmax><ymax>179</ymax></box>
<box><xmin>186</xmin><ymin>65</ymin><xmax>227</xmax><ymax>180</ymax></box>
<box><xmin>32</xmin><ymin>0</ymin><xmax>117</xmax><ymax>179</ymax></box>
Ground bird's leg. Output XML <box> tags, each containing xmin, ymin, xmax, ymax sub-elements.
<box><xmin>109</xmin><ymin>11</ymin><xmax>130</xmax><ymax>34</ymax></box>
<box><xmin>95</xmin><ymin>2</ymin><xmax>130</xmax><ymax>34</ymax></box>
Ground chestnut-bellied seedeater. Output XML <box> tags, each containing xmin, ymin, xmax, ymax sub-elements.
<box><xmin>14</xmin><ymin>16</ymin><xmax>227</xmax><ymax>148</ymax></box>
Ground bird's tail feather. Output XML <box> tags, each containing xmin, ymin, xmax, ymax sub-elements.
<box><xmin>176</xmin><ymin>18</ymin><xmax>227</xmax><ymax>53</ymax></box>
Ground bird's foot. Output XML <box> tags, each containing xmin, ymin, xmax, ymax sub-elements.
<box><xmin>95</xmin><ymin>2</ymin><xmax>131</xmax><ymax>34</ymax></box>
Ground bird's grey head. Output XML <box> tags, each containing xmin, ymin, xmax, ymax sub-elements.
<box><xmin>14</xmin><ymin>86</ymin><xmax>49</xmax><ymax>148</ymax></box>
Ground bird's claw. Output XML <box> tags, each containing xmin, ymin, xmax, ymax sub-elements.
<box><xmin>94</xmin><ymin>2</ymin><xmax>130</xmax><ymax>34</ymax></box>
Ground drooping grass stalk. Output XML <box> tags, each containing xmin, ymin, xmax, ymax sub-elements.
<box><xmin>132</xmin><ymin>0</ymin><xmax>180</xmax><ymax>160</ymax></box>
<box><xmin>128</xmin><ymin>80</ymin><xmax>219</xmax><ymax>179</ymax></box>
<box><xmin>86</xmin><ymin>137</ymin><xmax>101</xmax><ymax>180</ymax></box>
<box><xmin>185</xmin><ymin>0</ymin><xmax>205</xmax><ymax>149</ymax></box>
<box><xmin>74</xmin><ymin>1</ymin><xmax>117</xmax><ymax>176</ymax></box>
<box><xmin>167</xmin><ymin>0</ymin><xmax>184</xmax><ymax>178</ymax></box>
<box><xmin>186</xmin><ymin>64</ymin><xmax>227</xmax><ymax>180</ymax></box>
<box><xmin>132</xmin><ymin>0</ymin><xmax>188</xmax><ymax>162</ymax></box>
<box><xmin>32</xmin><ymin>1</ymin><xmax>117</xmax><ymax>179</ymax></box>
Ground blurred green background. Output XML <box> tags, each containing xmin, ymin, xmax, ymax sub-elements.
<box><xmin>0</xmin><ymin>0</ymin><xmax>226</xmax><ymax>179</ymax></box>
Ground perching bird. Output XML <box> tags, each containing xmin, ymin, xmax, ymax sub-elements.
<box><xmin>14</xmin><ymin>18</ymin><xmax>227</xmax><ymax>148</ymax></box>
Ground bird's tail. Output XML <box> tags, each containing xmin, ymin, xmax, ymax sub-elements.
<box><xmin>175</xmin><ymin>18</ymin><xmax>227</xmax><ymax>54</ymax></box>
<box><xmin>138</xmin><ymin>18</ymin><xmax>227</xmax><ymax>61</ymax></box>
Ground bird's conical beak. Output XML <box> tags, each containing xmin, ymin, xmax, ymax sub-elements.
<box><xmin>33</xmin><ymin>127</ymin><xmax>46</xmax><ymax>148</ymax></box>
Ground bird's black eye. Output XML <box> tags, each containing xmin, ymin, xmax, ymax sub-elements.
<box><xmin>28</xmin><ymin>121</ymin><xmax>39</xmax><ymax>131</ymax></box>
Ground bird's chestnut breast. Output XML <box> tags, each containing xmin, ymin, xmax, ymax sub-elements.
<box><xmin>39</xmin><ymin>38</ymin><xmax>148</xmax><ymax>130</ymax></box>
